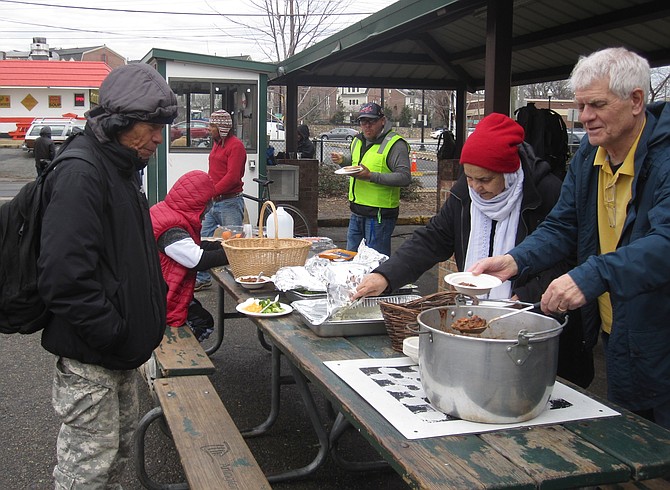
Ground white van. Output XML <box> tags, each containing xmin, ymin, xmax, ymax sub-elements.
<box><xmin>267</xmin><ymin>121</ymin><xmax>285</xmax><ymax>141</ymax></box>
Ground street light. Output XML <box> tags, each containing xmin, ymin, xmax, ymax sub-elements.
<box><xmin>547</xmin><ymin>88</ymin><xmax>553</xmax><ymax>110</ymax></box>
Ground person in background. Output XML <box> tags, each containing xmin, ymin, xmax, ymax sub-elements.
<box><xmin>195</xmin><ymin>109</ymin><xmax>246</xmax><ymax>291</ymax></box>
<box><xmin>37</xmin><ymin>63</ymin><xmax>177</xmax><ymax>488</ymax></box>
<box><xmin>354</xmin><ymin>112</ymin><xmax>594</xmax><ymax>388</ymax></box>
<box><xmin>297</xmin><ymin>124</ymin><xmax>315</xmax><ymax>158</ymax></box>
<box><xmin>471</xmin><ymin>48</ymin><xmax>670</xmax><ymax>428</ymax></box>
<box><xmin>330</xmin><ymin>102</ymin><xmax>411</xmax><ymax>256</ymax></box>
<box><xmin>34</xmin><ymin>125</ymin><xmax>55</xmax><ymax>176</ymax></box>
<box><xmin>151</xmin><ymin>170</ymin><xmax>228</xmax><ymax>342</ymax></box>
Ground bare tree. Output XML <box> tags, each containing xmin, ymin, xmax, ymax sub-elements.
<box><xmin>211</xmin><ymin>0</ymin><xmax>353</xmax><ymax>62</ymax></box>
<box><xmin>650</xmin><ymin>66</ymin><xmax>670</xmax><ymax>102</ymax></box>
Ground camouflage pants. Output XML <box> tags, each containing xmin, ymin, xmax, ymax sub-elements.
<box><xmin>52</xmin><ymin>357</ymin><xmax>139</xmax><ymax>490</ymax></box>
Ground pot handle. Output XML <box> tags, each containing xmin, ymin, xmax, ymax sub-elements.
<box><xmin>518</xmin><ymin>317</ymin><xmax>567</xmax><ymax>342</ymax></box>
<box><xmin>406</xmin><ymin>322</ymin><xmax>430</xmax><ymax>336</ymax></box>
<box><xmin>507</xmin><ymin>319</ymin><xmax>567</xmax><ymax>366</ymax></box>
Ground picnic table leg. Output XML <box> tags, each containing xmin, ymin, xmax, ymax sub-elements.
<box><xmin>134</xmin><ymin>407</ymin><xmax>188</xmax><ymax>490</ymax></box>
<box><xmin>205</xmin><ymin>285</ymin><xmax>227</xmax><ymax>356</ymax></box>
<box><xmin>241</xmin><ymin>343</ymin><xmax>283</xmax><ymax>437</ymax></box>
<box><xmin>330</xmin><ymin>412</ymin><xmax>390</xmax><ymax>471</ymax></box>
<box><xmin>265</xmin><ymin>358</ymin><xmax>330</xmax><ymax>483</ymax></box>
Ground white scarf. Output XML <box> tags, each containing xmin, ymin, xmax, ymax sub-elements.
<box><xmin>464</xmin><ymin>167</ymin><xmax>524</xmax><ymax>299</ymax></box>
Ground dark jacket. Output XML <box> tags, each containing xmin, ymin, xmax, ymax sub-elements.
<box><xmin>34</xmin><ymin>135</ymin><xmax>55</xmax><ymax>167</ymax></box>
<box><xmin>374</xmin><ymin>142</ymin><xmax>594</xmax><ymax>387</ymax></box>
<box><xmin>510</xmin><ymin>102</ymin><xmax>670</xmax><ymax>410</ymax></box>
<box><xmin>297</xmin><ymin>124</ymin><xmax>315</xmax><ymax>158</ymax></box>
<box><xmin>37</xmin><ymin>129</ymin><xmax>167</xmax><ymax>370</ymax></box>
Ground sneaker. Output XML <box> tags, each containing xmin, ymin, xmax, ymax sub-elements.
<box><xmin>190</xmin><ymin>325</ymin><xmax>214</xmax><ymax>343</ymax></box>
<box><xmin>194</xmin><ymin>279</ymin><xmax>212</xmax><ymax>291</ymax></box>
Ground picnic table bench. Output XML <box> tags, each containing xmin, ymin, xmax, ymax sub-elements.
<box><xmin>135</xmin><ymin>325</ymin><xmax>269</xmax><ymax>489</ymax></box>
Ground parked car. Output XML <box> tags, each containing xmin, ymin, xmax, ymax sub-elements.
<box><xmin>170</xmin><ymin>120</ymin><xmax>210</xmax><ymax>142</ymax></box>
<box><xmin>318</xmin><ymin>127</ymin><xmax>359</xmax><ymax>141</ymax></box>
<box><xmin>22</xmin><ymin>117</ymin><xmax>86</xmax><ymax>152</ymax></box>
<box><xmin>430</xmin><ymin>128</ymin><xmax>446</xmax><ymax>139</ymax></box>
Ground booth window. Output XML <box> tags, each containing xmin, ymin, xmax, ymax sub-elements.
<box><xmin>74</xmin><ymin>93</ymin><xmax>85</xmax><ymax>107</ymax></box>
<box><xmin>169</xmin><ymin>79</ymin><xmax>257</xmax><ymax>152</ymax></box>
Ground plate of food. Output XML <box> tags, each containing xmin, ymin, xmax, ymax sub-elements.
<box><xmin>236</xmin><ymin>297</ymin><xmax>293</xmax><ymax>317</ymax></box>
<box><xmin>235</xmin><ymin>275</ymin><xmax>272</xmax><ymax>290</ymax></box>
<box><xmin>445</xmin><ymin>272</ymin><xmax>502</xmax><ymax>295</ymax></box>
<box><xmin>334</xmin><ymin>166</ymin><xmax>363</xmax><ymax>175</ymax></box>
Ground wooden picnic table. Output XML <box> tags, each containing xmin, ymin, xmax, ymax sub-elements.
<box><xmin>211</xmin><ymin>266</ymin><xmax>670</xmax><ymax>488</ymax></box>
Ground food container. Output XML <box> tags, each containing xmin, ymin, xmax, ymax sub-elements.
<box><xmin>292</xmin><ymin>295</ymin><xmax>420</xmax><ymax>337</ymax></box>
<box><xmin>416</xmin><ymin>304</ymin><xmax>565</xmax><ymax>423</ymax></box>
<box><xmin>235</xmin><ymin>275</ymin><xmax>272</xmax><ymax>290</ymax></box>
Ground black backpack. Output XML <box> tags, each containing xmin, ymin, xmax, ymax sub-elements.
<box><xmin>515</xmin><ymin>103</ymin><xmax>569</xmax><ymax>179</ymax></box>
<box><xmin>0</xmin><ymin>140</ymin><xmax>92</xmax><ymax>334</ymax></box>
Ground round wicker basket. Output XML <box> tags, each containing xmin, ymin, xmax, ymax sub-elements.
<box><xmin>222</xmin><ymin>201</ymin><xmax>311</xmax><ymax>277</ymax></box>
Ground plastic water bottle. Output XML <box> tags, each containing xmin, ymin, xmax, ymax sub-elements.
<box><xmin>267</xmin><ymin>207</ymin><xmax>294</xmax><ymax>238</ymax></box>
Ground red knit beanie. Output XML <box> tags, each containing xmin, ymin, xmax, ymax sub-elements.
<box><xmin>460</xmin><ymin>113</ymin><xmax>524</xmax><ymax>173</ymax></box>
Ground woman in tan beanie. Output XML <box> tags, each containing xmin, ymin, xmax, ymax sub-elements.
<box><xmin>354</xmin><ymin>112</ymin><xmax>594</xmax><ymax>388</ymax></box>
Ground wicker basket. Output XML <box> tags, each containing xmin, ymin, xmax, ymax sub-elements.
<box><xmin>380</xmin><ymin>291</ymin><xmax>466</xmax><ymax>352</ymax></box>
<box><xmin>222</xmin><ymin>201</ymin><xmax>311</xmax><ymax>277</ymax></box>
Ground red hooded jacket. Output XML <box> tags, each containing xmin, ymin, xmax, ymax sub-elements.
<box><xmin>150</xmin><ymin>171</ymin><xmax>215</xmax><ymax>326</ymax></box>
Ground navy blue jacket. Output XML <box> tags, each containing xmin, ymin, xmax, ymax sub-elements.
<box><xmin>511</xmin><ymin>102</ymin><xmax>670</xmax><ymax>411</ymax></box>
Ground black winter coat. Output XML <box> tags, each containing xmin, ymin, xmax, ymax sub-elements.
<box><xmin>375</xmin><ymin>142</ymin><xmax>593</xmax><ymax>387</ymax></box>
<box><xmin>37</xmin><ymin>130</ymin><xmax>167</xmax><ymax>370</ymax></box>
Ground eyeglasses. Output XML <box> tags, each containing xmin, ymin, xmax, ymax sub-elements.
<box><xmin>359</xmin><ymin>118</ymin><xmax>380</xmax><ymax>126</ymax></box>
<box><xmin>604</xmin><ymin>181</ymin><xmax>616</xmax><ymax>228</ymax></box>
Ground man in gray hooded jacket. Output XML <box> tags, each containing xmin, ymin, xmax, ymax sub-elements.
<box><xmin>37</xmin><ymin>63</ymin><xmax>177</xmax><ymax>488</ymax></box>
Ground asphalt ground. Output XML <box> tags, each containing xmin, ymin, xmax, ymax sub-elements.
<box><xmin>0</xmin><ymin>144</ymin><xmax>607</xmax><ymax>489</ymax></box>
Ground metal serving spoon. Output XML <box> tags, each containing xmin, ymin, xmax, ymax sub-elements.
<box><xmin>452</xmin><ymin>302</ymin><xmax>539</xmax><ymax>334</ymax></box>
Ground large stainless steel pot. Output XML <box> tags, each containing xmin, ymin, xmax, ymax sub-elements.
<box><xmin>416</xmin><ymin>304</ymin><xmax>565</xmax><ymax>424</ymax></box>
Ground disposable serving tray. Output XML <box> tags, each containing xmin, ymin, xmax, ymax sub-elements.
<box><xmin>292</xmin><ymin>295</ymin><xmax>421</xmax><ymax>337</ymax></box>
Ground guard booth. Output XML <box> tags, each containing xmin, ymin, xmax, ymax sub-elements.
<box><xmin>140</xmin><ymin>49</ymin><xmax>277</xmax><ymax>225</ymax></box>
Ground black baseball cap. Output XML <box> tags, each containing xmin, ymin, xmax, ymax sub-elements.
<box><xmin>357</xmin><ymin>102</ymin><xmax>384</xmax><ymax>121</ymax></box>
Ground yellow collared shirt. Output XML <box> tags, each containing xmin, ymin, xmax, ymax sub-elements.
<box><xmin>594</xmin><ymin>125</ymin><xmax>644</xmax><ymax>333</ymax></box>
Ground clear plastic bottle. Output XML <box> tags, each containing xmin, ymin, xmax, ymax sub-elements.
<box><xmin>266</xmin><ymin>207</ymin><xmax>294</xmax><ymax>238</ymax></box>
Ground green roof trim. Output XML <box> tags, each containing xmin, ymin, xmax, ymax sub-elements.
<box><xmin>274</xmin><ymin>0</ymin><xmax>458</xmax><ymax>77</ymax></box>
<box><xmin>140</xmin><ymin>48</ymin><xmax>278</xmax><ymax>74</ymax></box>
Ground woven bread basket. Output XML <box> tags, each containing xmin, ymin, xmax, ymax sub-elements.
<box><xmin>222</xmin><ymin>201</ymin><xmax>311</xmax><ymax>277</ymax></box>
<box><xmin>380</xmin><ymin>291</ymin><xmax>475</xmax><ymax>352</ymax></box>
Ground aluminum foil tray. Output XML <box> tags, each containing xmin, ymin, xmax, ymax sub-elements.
<box><xmin>292</xmin><ymin>294</ymin><xmax>421</xmax><ymax>337</ymax></box>
<box><xmin>285</xmin><ymin>284</ymin><xmax>419</xmax><ymax>304</ymax></box>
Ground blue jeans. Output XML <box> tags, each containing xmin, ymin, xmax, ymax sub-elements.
<box><xmin>197</xmin><ymin>196</ymin><xmax>244</xmax><ymax>283</ymax></box>
<box><xmin>346</xmin><ymin>212</ymin><xmax>396</xmax><ymax>256</ymax></box>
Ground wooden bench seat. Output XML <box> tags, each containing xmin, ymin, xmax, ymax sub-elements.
<box><xmin>154</xmin><ymin>375</ymin><xmax>270</xmax><ymax>489</ymax></box>
<box><xmin>153</xmin><ymin>325</ymin><xmax>215</xmax><ymax>377</ymax></box>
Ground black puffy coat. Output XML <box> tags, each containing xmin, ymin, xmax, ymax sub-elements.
<box><xmin>37</xmin><ymin>130</ymin><xmax>167</xmax><ymax>370</ymax></box>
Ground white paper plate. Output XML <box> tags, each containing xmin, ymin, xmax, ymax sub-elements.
<box><xmin>235</xmin><ymin>275</ymin><xmax>272</xmax><ymax>290</ymax></box>
<box><xmin>444</xmin><ymin>272</ymin><xmax>502</xmax><ymax>295</ymax></box>
<box><xmin>334</xmin><ymin>166</ymin><xmax>363</xmax><ymax>175</ymax></box>
<box><xmin>236</xmin><ymin>298</ymin><xmax>293</xmax><ymax>317</ymax></box>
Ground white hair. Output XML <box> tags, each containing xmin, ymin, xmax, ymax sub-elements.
<box><xmin>569</xmin><ymin>47</ymin><xmax>650</xmax><ymax>102</ymax></box>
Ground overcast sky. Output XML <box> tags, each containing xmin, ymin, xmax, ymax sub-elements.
<box><xmin>0</xmin><ymin>0</ymin><xmax>398</xmax><ymax>62</ymax></box>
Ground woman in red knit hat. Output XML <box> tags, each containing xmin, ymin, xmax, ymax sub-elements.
<box><xmin>354</xmin><ymin>112</ymin><xmax>594</xmax><ymax>388</ymax></box>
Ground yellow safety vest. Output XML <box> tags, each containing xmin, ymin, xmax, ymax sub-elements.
<box><xmin>348</xmin><ymin>132</ymin><xmax>405</xmax><ymax>209</ymax></box>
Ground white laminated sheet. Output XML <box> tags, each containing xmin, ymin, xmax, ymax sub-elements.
<box><xmin>324</xmin><ymin>357</ymin><xmax>619</xmax><ymax>439</ymax></box>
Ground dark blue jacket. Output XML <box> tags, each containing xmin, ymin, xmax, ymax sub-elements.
<box><xmin>511</xmin><ymin>102</ymin><xmax>670</xmax><ymax>411</ymax></box>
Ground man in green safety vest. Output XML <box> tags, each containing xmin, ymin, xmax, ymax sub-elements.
<box><xmin>331</xmin><ymin>102</ymin><xmax>411</xmax><ymax>255</ymax></box>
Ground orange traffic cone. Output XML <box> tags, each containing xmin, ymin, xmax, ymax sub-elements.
<box><xmin>411</xmin><ymin>151</ymin><xmax>418</xmax><ymax>173</ymax></box>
